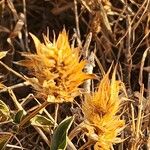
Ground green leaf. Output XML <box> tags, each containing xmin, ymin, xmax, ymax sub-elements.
<box><xmin>50</xmin><ymin>116</ymin><xmax>74</xmax><ymax>150</ymax></box>
<box><xmin>0</xmin><ymin>100</ymin><xmax>10</xmax><ymax>122</ymax></box>
<box><xmin>0</xmin><ymin>132</ymin><xmax>12</xmax><ymax>150</ymax></box>
<box><xmin>13</xmin><ymin>110</ymin><xmax>25</xmax><ymax>124</ymax></box>
<box><xmin>31</xmin><ymin>114</ymin><xmax>54</xmax><ymax>128</ymax></box>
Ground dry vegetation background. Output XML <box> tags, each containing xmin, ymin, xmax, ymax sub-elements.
<box><xmin>0</xmin><ymin>0</ymin><xmax>150</xmax><ymax>150</ymax></box>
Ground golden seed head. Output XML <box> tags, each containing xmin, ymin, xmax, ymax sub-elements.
<box><xmin>20</xmin><ymin>29</ymin><xmax>95</xmax><ymax>103</ymax></box>
<box><xmin>82</xmin><ymin>69</ymin><xmax>125</xmax><ymax>150</ymax></box>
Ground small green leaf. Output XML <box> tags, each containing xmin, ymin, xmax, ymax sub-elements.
<box><xmin>31</xmin><ymin>114</ymin><xmax>54</xmax><ymax>128</ymax></box>
<box><xmin>0</xmin><ymin>100</ymin><xmax>10</xmax><ymax>122</ymax></box>
<box><xmin>50</xmin><ymin>116</ymin><xmax>74</xmax><ymax>150</ymax></box>
<box><xmin>0</xmin><ymin>132</ymin><xmax>12</xmax><ymax>150</ymax></box>
<box><xmin>13</xmin><ymin>110</ymin><xmax>25</xmax><ymax>124</ymax></box>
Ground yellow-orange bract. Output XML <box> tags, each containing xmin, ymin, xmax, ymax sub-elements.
<box><xmin>82</xmin><ymin>69</ymin><xmax>125</xmax><ymax>150</ymax></box>
<box><xmin>20</xmin><ymin>29</ymin><xmax>95</xmax><ymax>103</ymax></box>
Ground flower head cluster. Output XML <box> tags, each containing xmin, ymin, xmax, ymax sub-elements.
<box><xmin>20</xmin><ymin>29</ymin><xmax>95</xmax><ymax>103</ymax></box>
<box><xmin>82</xmin><ymin>69</ymin><xmax>125</xmax><ymax>150</ymax></box>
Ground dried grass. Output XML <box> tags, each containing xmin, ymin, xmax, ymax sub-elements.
<box><xmin>0</xmin><ymin>0</ymin><xmax>150</xmax><ymax>149</ymax></box>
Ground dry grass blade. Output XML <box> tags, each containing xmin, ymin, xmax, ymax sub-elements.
<box><xmin>0</xmin><ymin>51</ymin><xmax>7</xmax><ymax>59</ymax></box>
<box><xmin>0</xmin><ymin>51</ymin><xmax>7</xmax><ymax>88</ymax></box>
<box><xmin>130</xmin><ymin>84</ymin><xmax>144</xmax><ymax>150</ymax></box>
<box><xmin>139</xmin><ymin>48</ymin><xmax>150</xmax><ymax>86</ymax></box>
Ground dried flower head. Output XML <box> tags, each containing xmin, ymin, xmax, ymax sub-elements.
<box><xmin>82</xmin><ymin>68</ymin><xmax>125</xmax><ymax>150</ymax></box>
<box><xmin>20</xmin><ymin>29</ymin><xmax>95</xmax><ymax>103</ymax></box>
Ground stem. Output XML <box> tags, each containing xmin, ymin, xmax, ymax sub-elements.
<box><xmin>54</xmin><ymin>104</ymin><xmax>59</xmax><ymax>129</ymax></box>
<box><xmin>0</xmin><ymin>61</ymin><xmax>26</xmax><ymax>80</ymax></box>
<box><xmin>19</xmin><ymin>101</ymin><xmax>49</xmax><ymax>128</ymax></box>
<box><xmin>78</xmin><ymin>140</ymin><xmax>93</xmax><ymax>150</ymax></box>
